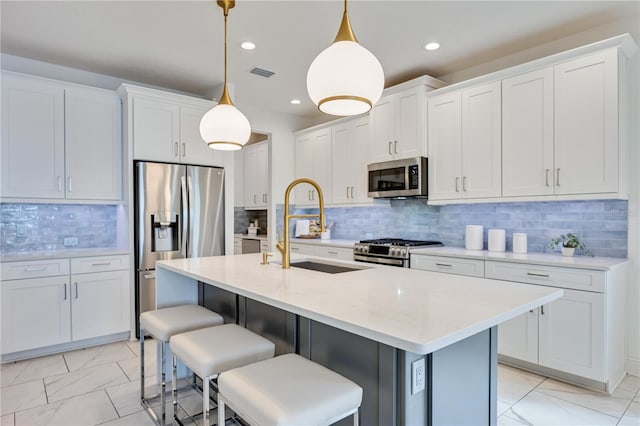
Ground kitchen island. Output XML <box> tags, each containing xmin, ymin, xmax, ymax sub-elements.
<box><xmin>156</xmin><ymin>253</ymin><xmax>562</xmax><ymax>425</ymax></box>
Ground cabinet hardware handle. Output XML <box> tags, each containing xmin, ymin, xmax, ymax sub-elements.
<box><xmin>394</xmin><ymin>140</ymin><xmax>398</xmax><ymax>154</ymax></box>
<box><xmin>435</xmin><ymin>263</ymin><xmax>452</xmax><ymax>268</ymax></box>
<box><xmin>346</xmin><ymin>187</ymin><xmax>350</xmax><ymax>199</ymax></box>
<box><xmin>455</xmin><ymin>177</ymin><xmax>460</xmax><ymax>192</ymax></box>
<box><xmin>174</xmin><ymin>142</ymin><xmax>179</xmax><ymax>156</ymax></box>
<box><xmin>462</xmin><ymin>176</ymin><xmax>468</xmax><ymax>191</ymax></box>
<box><xmin>92</xmin><ymin>262</ymin><xmax>111</xmax><ymax>266</ymax></box>
<box><xmin>388</xmin><ymin>141</ymin><xmax>392</xmax><ymax>155</ymax></box>
<box><xmin>529</xmin><ymin>309</ymin><xmax>534</xmax><ymax>313</ymax></box>
<box><xmin>24</xmin><ymin>266</ymin><xmax>46</xmax><ymax>272</ymax></box>
<box><xmin>68</xmin><ymin>177</ymin><xmax>72</xmax><ymax>192</ymax></box>
<box><xmin>312</xmin><ymin>190</ymin><xmax>315</xmax><ymax>201</ymax></box>
<box><xmin>545</xmin><ymin>169</ymin><xmax>550</xmax><ymax>187</ymax></box>
<box><xmin>291</xmin><ymin>247</ymin><xmax>299</xmax><ymax>252</ymax></box>
<box><xmin>182</xmin><ymin>142</ymin><xmax>186</xmax><ymax>157</ymax></box>
<box><xmin>541</xmin><ymin>305</ymin><xmax>545</xmax><ymax>315</ymax></box>
<box><xmin>556</xmin><ymin>168</ymin><xmax>560</xmax><ymax>186</ymax></box>
<box><xmin>64</xmin><ymin>283</ymin><xmax>67</xmax><ymax>300</ymax></box>
<box><xmin>308</xmin><ymin>190</ymin><xmax>312</xmax><ymax>201</ymax></box>
<box><xmin>526</xmin><ymin>272</ymin><xmax>549</xmax><ymax>278</ymax></box>
<box><xmin>350</xmin><ymin>186</ymin><xmax>355</xmax><ymax>199</ymax></box>
<box><xmin>75</xmin><ymin>282</ymin><xmax>79</xmax><ymax>299</ymax></box>
<box><xmin>57</xmin><ymin>176</ymin><xmax>63</xmax><ymax>192</ymax></box>
<box><xmin>143</xmin><ymin>273</ymin><xmax>156</xmax><ymax>279</ymax></box>
<box><xmin>254</xmin><ymin>194</ymin><xmax>257</xmax><ymax>204</ymax></box>
<box><xmin>328</xmin><ymin>251</ymin><xmax>338</xmax><ymax>255</ymax></box>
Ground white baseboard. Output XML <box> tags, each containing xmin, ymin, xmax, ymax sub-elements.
<box><xmin>626</xmin><ymin>357</ymin><xmax>640</xmax><ymax>377</ymax></box>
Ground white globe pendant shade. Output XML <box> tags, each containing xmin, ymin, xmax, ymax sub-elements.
<box><xmin>200</xmin><ymin>102</ymin><xmax>251</xmax><ymax>151</ymax></box>
<box><xmin>307</xmin><ymin>40</ymin><xmax>384</xmax><ymax>116</ymax></box>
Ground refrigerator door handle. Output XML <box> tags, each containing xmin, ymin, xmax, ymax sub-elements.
<box><xmin>181</xmin><ymin>175</ymin><xmax>189</xmax><ymax>257</ymax></box>
<box><xmin>186</xmin><ymin>174</ymin><xmax>194</xmax><ymax>258</ymax></box>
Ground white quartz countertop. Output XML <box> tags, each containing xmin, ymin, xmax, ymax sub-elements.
<box><xmin>410</xmin><ymin>247</ymin><xmax>627</xmax><ymax>271</ymax></box>
<box><xmin>290</xmin><ymin>238</ymin><xmax>358</xmax><ymax>248</ymax></box>
<box><xmin>1</xmin><ymin>248</ymin><xmax>129</xmax><ymax>262</ymax></box>
<box><xmin>157</xmin><ymin>253</ymin><xmax>562</xmax><ymax>355</ymax></box>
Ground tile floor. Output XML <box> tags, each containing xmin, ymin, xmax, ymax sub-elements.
<box><xmin>0</xmin><ymin>339</ymin><xmax>638</xmax><ymax>426</ymax></box>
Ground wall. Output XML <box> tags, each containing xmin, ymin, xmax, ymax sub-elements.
<box><xmin>1</xmin><ymin>203</ymin><xmax>120</xmax><ymax>254</ymax></box>
<box><xmin>289</xmin><ymin>199</ymin><xmax>628</xmax><ymax>257</ymax></box>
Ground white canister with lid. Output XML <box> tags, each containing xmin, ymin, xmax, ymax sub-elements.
<box><xmin>488</xmin><ymin>229</ymin><xmax>506</xmax><ymax>252</ymax></box>
<box><xmin>465</xmin><ymin>225</ymin><xmax>484</xmax><ymax>250</ymax></box>
<box><xmin>513</xmin><ymin>233</ymin><xmax>528</xmax><ymax>254</ymax></box>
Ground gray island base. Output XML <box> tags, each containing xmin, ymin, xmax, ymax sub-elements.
<box><xmin>156</xmin><ymin>254</ymin><xmax>562</xmax><ymax>425</ymax></box>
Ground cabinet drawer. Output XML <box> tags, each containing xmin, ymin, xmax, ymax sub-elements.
<box><xmin>314</xmin><ymin>246</ymin><xmax>353</xmax><ymax>261</ymax></box>
<box><xmin>1</xmin><ymin>259</ymin><xmax>70</xmax><ymax>280</ymax></box>
<box><xmin>260</xmin><ymin>240</ymin><xmax>269</xmax><ymax>252</ymax></box>
<box><xmin>485</xmin><ymin>261</ymin><xmax>605</xmax><ymax>293</ymax></box>
<box><xmin>289</xmin><ymin>244</ymin><xmax>316</xmax><ymax>256</ymax></box>
<box><xmin>411</xmin><ymin>255</ymin><xmax>485</xmax><ymax>277</ymax></box>
<box><xmin>71</xmin><ymin>255</ymin><xmax>129</xmax><ymax>274</ymax></box>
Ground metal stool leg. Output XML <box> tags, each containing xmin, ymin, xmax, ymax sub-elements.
<box><xmin>217</xmin><ymin>397</ymin><xmax>225</xmax><ymax>426</ymax></box>
<box><xmin>160</xmin><ymin>340</ymin><xmax>166</xmax><ymax>425</ymax></box>
<box><xmin>140</xmin><ymin>329</ymin><xmax>145</xmax><ymax>403</ymax></box>
<box><xmin>203</xmin><ymin>376</ymin><xmax>210</xmax><ymax>426</ymax></box>
<box><xmin>173</xmin><ymin>354</ymin><xmax>178</xmax><ymax>424</ymax></box>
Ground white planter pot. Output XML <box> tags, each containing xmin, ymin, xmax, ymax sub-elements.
<box><xmin>561</xmin><ymin>247</ymin><xmax>576</xmax><ymax>257</ymax></box>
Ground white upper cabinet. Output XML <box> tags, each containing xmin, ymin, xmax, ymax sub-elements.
<box><xmin>1</xmin><ymin>73</ymin><xmax>65</xmax><ymax>199</ymax></box>
<box><xmin>244</xmin><ymin>141</ymin><xmax>269</xmax><ymax>209</ymax></box>
<box><xmin>332</xmin><ymin>117</ymin><xmax>370</xmax><ymax>205</ymax></box>
<box><xmin>1</xmin><ymin>72</ymin><xmax>122</xmax><ymax>201</ymax></box>
<box><xmin>295</xmin><ymin>128</ymin><xmax>332</xmax><ymax>207</ymax></box>
<box><xmin>502</xmin><ymin>68</ymin><xmax>554</xmax><ymax>197</ymax></box>
<box><xmin>554</xmin><ymin>49</ymin><xmax>619</xmax><ymax>195</ymax></box>
<box><xmin>428</xmin><ymin>82</ymin><xmax>501</xmax><ymax>201</ymax></box>
<box><xmin>370</xmin><ymin>87</ymin><xmax>426</xmax><ymax>162</ymax></box>
<box><xmin>122</xmin><ymin>84</ymin><xmax>222</xmax><ymax>167</ymax></box>
<box><xmin>65</xmin><ymin>87</ymin><xmax>122</xmax><ymax>200</ymax></box>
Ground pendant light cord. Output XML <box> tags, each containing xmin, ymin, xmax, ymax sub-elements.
<box><xmin>218</xmin><ymin>2</ymin><xmax>233</xmax><ymax>105</ymax></box>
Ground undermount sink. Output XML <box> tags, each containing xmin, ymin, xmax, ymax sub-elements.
<box><xmin>271</xmin><ymin>259</ymin><xmax>369</xmax><ymax>274</ymax></box>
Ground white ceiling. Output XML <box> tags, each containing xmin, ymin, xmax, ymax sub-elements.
<box><xmin>1</xmin><ymin>1</ymin><xmax>638</xmax><ymax>123</ymax></box>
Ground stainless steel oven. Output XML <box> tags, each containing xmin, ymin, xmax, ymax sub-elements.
<box><xmin>353</xmin><ymin>238</ymin><xmax>443</xmax><ymax>268</ymax></box>
<box><xmin>368</xmin><ymin>157</ymin><xmax>428</xmax><ymax>198</ymax></box>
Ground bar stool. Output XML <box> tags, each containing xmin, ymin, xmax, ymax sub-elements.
<box><xmin>170</xmin><ymin>323</ymin><xmax>276</xmax><ymax>426</ymax></box>
<box><xmin>217</xmin><ymin>353</ymin><xmax>363</xmax><ymax>426</ymax></box>
<box><xmin>139</xmin><ymin>304</ymin><xmax>224</xmax><ymax>425</ymax></box>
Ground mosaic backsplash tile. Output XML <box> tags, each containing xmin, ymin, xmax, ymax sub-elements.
<box><xmin>280</xmin><ymin>199</ymin><xmax>628</xmax><ymax>258</ymax></box>
<box><xmin>1</xmin><ymin>203</ymin><xmax>119</xmax><ymax>254</ymax></box>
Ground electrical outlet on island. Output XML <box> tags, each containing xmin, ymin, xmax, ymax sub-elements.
<box><xmin>411</xmin><ymin>357</ymin><xmax>425</xmax><ymax>395</ymax></box>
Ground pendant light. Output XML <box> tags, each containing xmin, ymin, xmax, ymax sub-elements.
<box><xmin>200</xmin><ymin>0</ymin><xmax>251</xmax><ymax>151</ymax></box>
<box><xmin>306</xmin><ymin>0</ymin><xmax>384</xmax><ymax>116</ymax></box>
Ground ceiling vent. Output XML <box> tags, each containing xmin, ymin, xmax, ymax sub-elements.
<box><xmin>250</xmin><ymin>67</ymin><xmax>275</xmax><ymax>78</ymax></box>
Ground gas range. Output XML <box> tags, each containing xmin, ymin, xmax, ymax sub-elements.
<box><xmin>353</xmin><ymin>238</ymin><xmax>443</xmax><ymax>268</ymax></box>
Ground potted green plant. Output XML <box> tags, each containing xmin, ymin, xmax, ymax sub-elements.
<box><xmin>549</xmin><ymin>233</ymin><xmax>594</xmax><ymax>257</ymax></box>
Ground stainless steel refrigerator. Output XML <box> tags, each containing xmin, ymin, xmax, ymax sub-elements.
<box><xmin>134</xmin><ymin>161</ymin><xmax>225</xmax><ymax>336</ymax></box>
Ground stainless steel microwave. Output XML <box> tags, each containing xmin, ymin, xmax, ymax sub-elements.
<box><xmin>367</xmin><ymin>157</ymin><xmax>428</xmax><ymax>198</ymax></box>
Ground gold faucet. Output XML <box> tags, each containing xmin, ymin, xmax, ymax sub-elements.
<box><xmin>276</xmin><ymin>178</ymin><xmax>326</xmax><ymax>269</ymax></box>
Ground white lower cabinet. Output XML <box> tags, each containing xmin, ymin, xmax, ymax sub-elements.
<box><xmin>411</xmin><ymin>254</ymin><xmax>484</xmax><ymax>277</ymax></box>
<box><xmin>290</xmin><ymin>243</ymin><xmax>353</xmax><ymax>261</ymax></box>
<box><xmin>1</xmin><ymin>255</ymin><xmax>130</xmax><ymax>357</ymax></box>
<box><xmin>289</xmin><ymin>243</ymin><xmax>316</xmax><ymax>256</ymax></box>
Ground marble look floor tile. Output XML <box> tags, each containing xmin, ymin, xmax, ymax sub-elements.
<box><xmin>123</xmin><ymin>338</ymin><xmax>156</xmax><ymax>358</ymax></box>
<box><xmin>117</xmin><ymin>350</ymin><xmax>157</xmax><ymax>382</ymax></box>
<box><xmin>15</xmin><ymin>390</ymin><xmax>118</xmax><ymax>426</ymax></box>
<box><xmin>507</xmin><ymin>390</ymin><xmax>618</xmax><ymax>425</ymax></box>
<box><xmin>618</xmin><ymin>374</ymin><xmax>640</xmax><ymax>394</ymax></box>
<box><xmin>535</xmin><ymin>377</ymin><xmax>634</xmax><ymax>418</ymax></box>
<box><xmin>0</xmin><ymin>414</ymin><xmax>15</xmax><ymax>426</ymax></box>
<box><xmin>97</xmin><ymin>410</ymin><xmax>157</xmax><ymax>426</ymax></box>
<box><xmin>497</xmin><ymin>364</ymin><xmax>546</xmax><ymax>405</ymax></box>
<box><xmin>105</xmin><ymin>374</ymin><xmax>160</xmax><ymax>417</ymax></box>
<box><xmin>174</xmin><ymin>386</ymin><xmax>214</xmax><ymax>418</ymax></box>
<box><xmin>63</xmin><ymin>341</ymin><xmax>136</xmax><ymax>371</ymax></box>
<box><xmin>0</xmin><ymin>355</ymin><xmax>68</xmax><ymax>388</ymax></box>
<box><xmin>44</xmin><ymin>362</ymin><xmax>129</xmax><ymax>402</ymax></box>
<box><xmin>0</xmin><ymin>379</ymin><xmax>47</xmax><ymax>415</ymax></box>
<box><xmin>618</xmin><ymin>401</ymin><xmax>640</xmax><ymax>426</ymax></box>
<box><xmin>497</xmin><ymin>414</ymin><xmax>527</xmax><ymax>425</ymax></box>
<box><xmin>497</xmin><ymin>399</ymin><xmax>511</xmax><ymax>416</ymax></box>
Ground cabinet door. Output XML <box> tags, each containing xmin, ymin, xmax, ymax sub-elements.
<box><xmin>132</xmin><ymin>96</ymin><xmax>180</xmax><ymax>162</ymax></box>
<box><xmin>71</xmin><ymin>270</ymin><xmax>129</xmax><ymax>341</ymax></box>
<box><xmin>294</xmin><ymin>134</ymin><xmax>314</xmax><ymax>206</ymax></box>
<box><xmin>180</xmin><ymin>105</ymin><xmax>222</xmax><ymax>166</ymax></box>
<box><xmin>554</xmin><ymin>49</ymin><xmax>618</xmax><ymax>195</ymax></box>
<box><xmin>498</xmin><ymin>309</ymin><xmax>539</xmax><ymax>364</ymax></box>
<box><xmin>427</xmin><ymin>92</ymin><xmax>462</xmax><ymax>201</ymax></box>
<box><xmin>312</xmin><ymin>129</ymin><xmax>333</xmax><ymax>205</ymax></box>
<box><xmin>538</xmin><ymin>289</ymin><xmax>605</xmax><ymax>381</ymax></box>
<box><xmin>1</xmin><ymin>73</ymin><xmax>65</xmax><ymax>198</ymax></box>
<box><xmin>65</xmin><ymin>87</ymin><xmax>122</xmax><ymax>200</ymax></box>
<box><xmin>243</xmin><ymin>142</ymin><xmax>268</xmax><ymax>208</ymax></box>
<box><xmin>350</xmin><ymin>118</ymin><xmax>371</xmax><ymax>203</ymax></box>
<box><xmin>369</xmin><ymin>96</ymin><xmax>395</xmax><ymax>162</ymax></box>
<box><xmin>502</xmin><ymin>69</ymin><xmax>554</xmax><ymax>197</ymax></box>
<box><xmin>289</xmin><ymin>243</ymin><xmax>315</xmax><ymax>256</ymax></box>
<box><xmin>255</xmin><ymin>142</ymin><xmax>269</xmax><ymax>207</ymax></box>
<box><xmin>1</xmin><ymin>277</ymin><xmax>71</xmax><ymax>353</ymax></box>
<box><xmin>461</xmin><ymin>82</ymin><xmax>502</xmax><ymax>199</ymax></box>
<box><xmin>395</xmin><ymin>89</ymin><xmax>423</xmax><ymax>159</ymax></box>
<box><xmin>331</xmin><ymin>122</ymin><xmax>353</xmax><ymax>204</ymax></box>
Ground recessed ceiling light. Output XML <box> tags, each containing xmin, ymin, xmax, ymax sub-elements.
<box><xmin>290</xmin><ymin>99</ymin><xmax>301</xmax><ymax>105</ymax></box>
<box><xmin>241</xmin><ymin>41</ymin><xmax>256</xmax><ymax>50</ymax></box>
<box><xmin>424</xmin><ymin>42</ymin><xmax>440</xmax><ymax>51</ymax></box>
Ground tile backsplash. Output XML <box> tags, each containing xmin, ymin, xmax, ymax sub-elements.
<box><xmin>234</xmin><ymin>208</ymin><xmax>268</xmax><ymax>235</ymax></box>
<box><xmin>284</xmin><ymin>199</ymin><xmax>628</xmax><ymax>258</ymax></box>
<box><xmin>1</xmin><ymin>203</ymin><xmax>119</xmax><ymax>254</ymax></box>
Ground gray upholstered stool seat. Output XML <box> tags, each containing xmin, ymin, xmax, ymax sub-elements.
<box><xmin>218</xmin><ymin>353</ymin><xmax>363</xmax><ymax>426</ymax></box>
<box><xmin>169</xmin><ymin>324</ymin><xmax>275</xmax><ymax>426</ymax></box>
<box><xmin>139</xmin><ymin>305</ymin><xmax>223</xmax><ymax>425</ymax></box>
